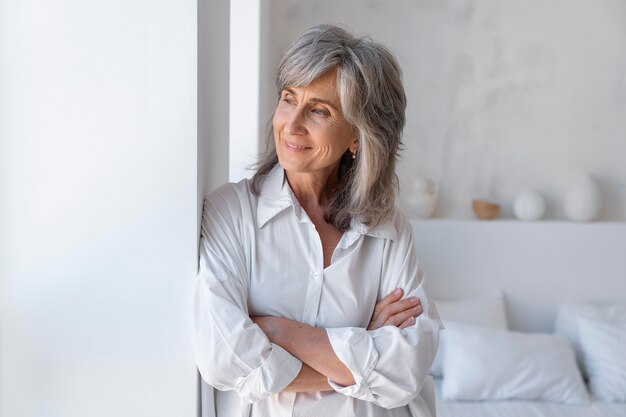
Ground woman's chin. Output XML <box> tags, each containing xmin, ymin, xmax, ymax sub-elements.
<box><xmin>277</xmin><ymin>156</ymin><xmax>310</xmax><ymax>173</ymax></box>
<box><xmin>279</xmin><ymin>162</ymin><xmax>310</xmax><ymax>175</ymax></box>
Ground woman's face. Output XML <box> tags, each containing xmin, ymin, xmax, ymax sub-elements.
<box><xmin>273</xmin><ymin>70</ymin><xmax>357</xmax><ymax>179</ymax></box>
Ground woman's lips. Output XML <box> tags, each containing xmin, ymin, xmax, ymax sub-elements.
<box><xmin>284</xmin><ymin>140</ymin><xmax>312</xmax><ymax>152</ymax></box>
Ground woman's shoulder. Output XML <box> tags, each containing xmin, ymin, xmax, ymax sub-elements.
<box><xmin>202</xmin><ymin>178</ymin><xmax>256</xmax><ymax>224</ymax></box>
<box><xmin>206</xmin><ymin>178</ymin><xmax>253</xmax><ymax>203</ymax></box>
<box><xmin>379</xmin><ymin>206</ymin><xmax>411</xmax><ymax>231</ymax></box>
<box><xmin>391</xmin><ymin>206</ymin><xmax>410</xmax><ymax>229</ymax></box>
<box><xmin>379</xmin><ymin>206</ymin><xmax>414</xmax><ymax>247</ymax></box>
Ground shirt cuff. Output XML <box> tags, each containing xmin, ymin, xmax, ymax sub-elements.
<box><xmin>326</xmin><ymin>327</ymin><xmax>377</xmax><ymax>401</ymax></box>
<box><xmin>234</xmin><ymin>343</ymin><xmax>302</xmax><ymax>403</ymax></box>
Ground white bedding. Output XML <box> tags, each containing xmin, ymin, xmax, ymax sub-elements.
<box><xmin>434</xmin><ymin>378</ymin><xmax>626</xmax><ymax>417</ymax></box>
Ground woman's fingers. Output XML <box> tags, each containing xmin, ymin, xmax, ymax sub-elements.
<box><xmin>368</xmin><ymin>289</ymin><xmax>423</xmax><ymax>330</ymax></box>
<box><xmin>386</xmin><ymin>303</ymin><xmax>422</xmax><ymax>327</ymax></box>
<box><xmin>370</xmin><ymin>288</ymin><xmax>403</xmax><ymax>323</ymax></box>
<box><xmin>373</xmin><ymin>297</ymin><xmax>421</xmax><ymax>329</ymax></box>
<box><xmin>399</xmin><ymin>316</ymin><xmax>416</xmax><ymax>329</ymax></box>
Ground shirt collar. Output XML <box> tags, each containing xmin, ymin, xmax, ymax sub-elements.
<box><xmin>256</xmin><ymin>164</ymin><xmax>398</xmax><ymax>241</ymax></box>
<box><xmin>256</xmin><ymin>164</ymin><xmax>294</xmax><ymax>228</ymax></box>
<box><xmin>341</xmin><ymin>213</ymin><xmax>398</xmax><ymax>245</ymax></box>
<box><xmin>355</xmin><ymin>216</ymin><xmax>398</xmax><ymax>240</ymax></box>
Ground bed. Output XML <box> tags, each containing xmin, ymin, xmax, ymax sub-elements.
<box><xmin>433</xmin><ymin>378</ymin><xmax>626</xmax><ymax>417</ymax></box>
<box><xmin>410</xmin><ymin>219</ymin><xmax>626</xmax><ymax>417</ymax></box>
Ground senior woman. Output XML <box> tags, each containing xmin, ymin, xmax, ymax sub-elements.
<box><xmin>192</xmin><ymin>24</ymin><xmax>442</xmax><ymax>417</ymax></box>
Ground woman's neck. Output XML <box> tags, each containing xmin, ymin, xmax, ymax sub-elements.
<box><xmin>284</xmin><ymin>165</ymin><xmax>340</xmax><ymax>210</ymax></box>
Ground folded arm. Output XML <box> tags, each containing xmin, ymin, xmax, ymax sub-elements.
<box><xmin>192</xmin><ymin>196</ymin><xmax>303</xmax><ymax>403</ymax></box>
<box><xmin>282</xmin><ymin>364</ymin><xmax>333</xmax><ymax>393</ymax></box>
<box><xmin>320</xmin><ymin>212</ymin><xmax>443</xmax><ymax>408</ymax></box>
<box><xmin>253</xmin><ymin>287</ymin><xmax>424</xmax><ymax>392</ymax></box>
<box><xmin>255</xmin><ymin>212</ymin><xmax>442</xmax><ymax>408</ymax></box>
<box><xmin>253</xmin><ymin>316</ymin><xmax>356</xmax><ymax>386</ymax></box>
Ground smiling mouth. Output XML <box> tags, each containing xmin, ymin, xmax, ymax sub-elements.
<box><xmin>284</xmin><ymin>140</ymin><xmax>312</xmax><ymax>151</ymax></box>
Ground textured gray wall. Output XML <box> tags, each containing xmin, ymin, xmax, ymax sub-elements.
<box><xmin>265</xmin><ymin>0</ymin><xmax>626</xmax><ymax>220</ymax></box>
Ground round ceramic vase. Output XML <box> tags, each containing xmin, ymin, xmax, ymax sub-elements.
<box><xmin>564</xmin><ymin>174</ymin><xmax>602</xmax><ymax>221</ymax></box>
<box><xmin>513</xmin><ymin>190</ymin><xmax>546</xmax><ymax>221</ymax></box>
<box><xmin>402</xmin><ymin>177</ymin><xmax>438</xmax><ymax>219</ymax></box>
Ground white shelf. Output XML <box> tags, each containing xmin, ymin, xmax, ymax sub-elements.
<box><xmin>409</xmin><ymin>218</ymin><xmax>626</xmax><ymax>226</ymax></box>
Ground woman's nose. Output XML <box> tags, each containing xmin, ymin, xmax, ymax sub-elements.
<box><xmin>284</xmin><ymin>109</ymin><xmax>306</xmax><ymax>135</ymax></box>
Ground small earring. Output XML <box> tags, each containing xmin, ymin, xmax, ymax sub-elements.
<box><xmin>351</xmin><ymin>150</ymin><xmax>357</xmax><ymax>160</ymax></box>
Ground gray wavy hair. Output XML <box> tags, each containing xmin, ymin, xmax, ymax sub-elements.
<box><xmin>252</xmin><ymin>24</ymin><xmax>406</xmax><ymax>231</ymax></box>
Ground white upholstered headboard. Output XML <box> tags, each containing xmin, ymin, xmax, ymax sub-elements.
<box><xmin>411</xmin><ymin>220</ymin><xmax>626</xmax><ymax>332</ymax></box>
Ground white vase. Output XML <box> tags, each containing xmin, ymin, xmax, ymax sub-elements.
<box><xmin>401</xmin><ymin>177</ymin><xmax>438</xmax><ymax>219</ymax></box>
<box><xmin>513</xmin><ymin>190</ymin><xmax>545</xmax><ymax>221</ymax></box>
<box><xmin>564</xmin><ymin>174</ymin><xmax>602</xmax><ymax>221</ymax></box>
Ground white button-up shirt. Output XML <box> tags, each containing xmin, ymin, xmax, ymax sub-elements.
<box><xmin>192</xmin><ymin>164</ymin><xmax>443</xmax><ymax>417</ymax></box>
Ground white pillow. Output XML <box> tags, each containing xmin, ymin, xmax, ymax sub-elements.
<box><xmin>579</xmin><ymin>318</ymin><xmax>626</xmax><ymax>402</ymax></box>
<box><xmin>430</xmin><ymin>290</ymin><xmax>507</xmax><ymax>377</ymax></box>
<box><xmin>441</xmin><ymin>322</ymin><xmax>590</xmax><ymax>404</ymax></box>
<box><xmin>555</xmin><ymin>302</ymin><xmax>626</xmax><ymax>376</ymax></box>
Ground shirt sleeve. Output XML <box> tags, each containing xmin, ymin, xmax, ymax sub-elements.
<box><xmin>191</xmin><ymin>190</ymin><xmax>302</xmax><ymax>404</ymax></box>
<box><xmin>325</xmin><ymin>210</ymin><xmax>443</xmax><ymax>409</ymax></box>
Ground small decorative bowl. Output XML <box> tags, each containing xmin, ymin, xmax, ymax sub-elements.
<box><xmin>472</xmin><ymin>199</ymin><xmax>501</xmax><ymax>220</ymax></box>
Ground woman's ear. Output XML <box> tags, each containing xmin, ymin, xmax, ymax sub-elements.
<box><xmin>350</xmin><ymin>139</ymin><xmax>359</xmax><ymax>154</ymax></box>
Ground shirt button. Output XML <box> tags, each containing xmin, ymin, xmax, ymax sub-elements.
<box><xmin>311</xmin><ymin>272</ymin><xmax>320</xmax><ymax>280</ymax></box>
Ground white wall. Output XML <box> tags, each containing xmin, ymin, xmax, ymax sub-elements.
<box><xmin>412</xmin><ymin>220</ymin><xmax>626</xmax><ymax>332</ymax></box>
<box><xmin>266</xmin><ymin>0</ymin><xmax>626</xmax><ymax>220</ymax></box>
<box><xmin>0</xmin><ymin>1</ymin><xmax>198</xmax><ymax>416</ymax></box>
<box><xmin>229</xmin><ymin>0</ymin><xmax>262</xmax><ymax>182</ymax></box>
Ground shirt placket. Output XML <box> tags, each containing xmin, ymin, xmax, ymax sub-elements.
<box><xmin>301</xmin><ymin>222</ymin><xmax>324</xmax><ymax>326</ymax></box>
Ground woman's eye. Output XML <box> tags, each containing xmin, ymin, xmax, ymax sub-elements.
<box><xmin>312</xmin><ymin>108</ymin><xmax>329</xmax><ymax>116</ymax></box>
<box><xmin>281</xmin><ymin>94</ymin><xmax>295</xmax><ymax>104</ymax></box>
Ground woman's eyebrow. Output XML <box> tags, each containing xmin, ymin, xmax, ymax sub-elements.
<box><xmin>310</xmin><ymin>97</ymin><xmax>339</xmax><ymax>110</ymax></box>
<box><xmin>283</xmin><ymin>87</ymin><xmax>339</xmax><ymax>110</ymax></box>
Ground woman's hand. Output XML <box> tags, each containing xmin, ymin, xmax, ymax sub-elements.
<box><xmin>368</xmin><ymin>288</ymin><xmax>422</xmax><ymax>330</ymax></box>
